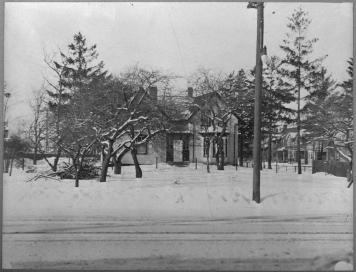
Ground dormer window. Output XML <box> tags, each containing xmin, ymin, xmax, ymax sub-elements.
<box><xmin>201</xmin><ymin>115</ymin><xmax>211</xmax><ymax>127</ymax></box>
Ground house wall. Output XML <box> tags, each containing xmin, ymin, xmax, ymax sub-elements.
<box><xmin>120</xmin><ymin>134</ymin><xmax>166</xmax><ymax>165</ymax></box>
<box><xmin>191</xmin><ymin>114</ymin><xmax>238</xmax><ymax>164</ymax></box>
<box><xmin>118</xmin><ymin>113</ymin><xmax>239</xmax><ymax>165</ymax></box>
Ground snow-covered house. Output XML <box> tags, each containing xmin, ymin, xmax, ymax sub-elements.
<box><xmin>274</xmin><ymin>125</ymin><xmax>351</xmax><ymax>164</ymax></box>
<box><xmin>120</xmin><ymin>88</ymin><xmax>239</xmax><ymax>165</ymax></box>
<box><xmin>274</xmin><ymin>126</ymin><xmax>310</xmax><ymax>163</ymax></box>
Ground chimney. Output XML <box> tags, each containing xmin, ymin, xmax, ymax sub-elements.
<box><xmin>187</xmin><ymin>87</ymin><xmax>193</xmax><ymax>98</ymax></box>
<box><xmin>149</xmin><ymin>86</ymin><xmax>158</xmax><ymax>101</ymax></box>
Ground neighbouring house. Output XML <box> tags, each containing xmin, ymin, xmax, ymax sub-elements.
<box><xmin>273</xmin><ymin>125</ymin><xmax>309</xmax><ymax>164</ymax></box>
<box><xmin>272</xmin><ymin>125</ymin><xmax>351</xmax><ymax>164</ymax></box>
<box><xmin>119</xmin><ymin>87</ymin><xmax>239</xmax><ymax>165</ymax></box>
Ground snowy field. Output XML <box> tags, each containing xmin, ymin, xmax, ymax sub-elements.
<box><xmin>3</xmin><ymin>163</ymin><xmax>352</xmax><ymax>220</ymax></box>
<box><xmin>2</xmin><ymin>163</ymin><xmax>354</xmax><ymax>270</ymax></box>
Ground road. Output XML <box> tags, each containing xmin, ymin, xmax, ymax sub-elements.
<box><xmin>3</xmin><ymin>214</ymin><xmax>353</xmax><ymax>270</ymax></box>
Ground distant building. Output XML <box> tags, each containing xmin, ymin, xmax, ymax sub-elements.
<box><xmin>272</xmin><ymin>125</ymin><xmax>350</xmax><ymax>164</ymax></box>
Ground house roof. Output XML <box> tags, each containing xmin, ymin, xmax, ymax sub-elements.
<box><xmin>161</xmin><ymin>91</ymin><xmax>229</xmax><ymax>122</ymax></box>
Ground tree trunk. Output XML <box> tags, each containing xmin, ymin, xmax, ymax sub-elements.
<box><xmin>239</xmin><ymin>134</ymin><xmax>244</xmax><ymax>167</ymax></box>
<box><xmin>267</xmin><ymin>132</ymin><xmax>272</xmax><ymax>169</ymax></box>
<box><xmin>100</xmin><ymin>154</ymin><xmax>111</xmax><ymax>182</ymax></box>
<box><xmin>113</xmin><ymin>156</ymin><xmax>121</xmax><ymax>174</ymax></box>
<box><xmin>9</xmin><ymin>158</ymin><xmax>14</xmax><ymax>176</ymax></box>
<box><xmin>33</xmin><ymin>146</ymin><xmax>38</xmax><ymax>165</ymax></box>
<box><xmin>75</xmin><ymin>154</ymin><xmax>86</xmax><ymax>188</ymax></box>
<box><xmin>100</xmin><ymin>141</ymin><xmax>113</xmax><ymax>182</ymax></box>
<box><xmin>114</xmin><ymin>149</ymin><xmax>129</xmax><ymax>175</ymax></box>
<box><xmin>4</xmin><ymin>159</ymin><xmax>10</xmax><ymax>173</ymax></box>
<box><xmin>75</xmin><ymin>168</ymin><xmax>79</xmax><ymax>187</ymax></box>
<box><xmin>206</xmin><ymin>141</ymin><xmax>210</xmax><ymax>173</ymax></box>
<box><xmin>216</xmin><ymin>137</ymin><xmax>224</xmax><ymax>170</ymax></box>
<box><xmin>304</xmin><ymin>150</ymin><xmax>308</xmax><ymax>165</ymax></box>
<box><xmin>131</xmin><ymin>147</ymin><xmax>142</xmax><ymax>178</ymax></box>
<box><xmin>218</xmin><ymin>152</ymin><xmax>224</xmax><ymax>170</ymax></box>
<box><xmin>52</xmin><ymin>149</ymin><xmax>61</xmax><ymax>172</ymax></box>
<box><xmin>319</xmin><ymin>143</ymin><xmax>324</xmax><ymax>161</ymax></box>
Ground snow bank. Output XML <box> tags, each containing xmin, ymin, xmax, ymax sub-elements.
<box><xmin>3</xmin><ymin>164</ymin><xmax>353</xmax><ymax>220</ymax></box>
<box><xmin>334</xmin><ymin>261</ymin><xmax>353</xmax><ymax>271</ymax></box>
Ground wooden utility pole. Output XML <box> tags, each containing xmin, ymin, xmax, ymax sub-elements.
<box><xmin>296</xmin><ymin>35</ymin><xmax>302</xmax><ymax>174</ymax></box>
<box><xmin>249</xmin><ymin>1</ymin><xmax>264</xmax><ymax>203</ymax></box>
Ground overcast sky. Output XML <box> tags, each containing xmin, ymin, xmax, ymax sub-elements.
<box><xmin>4</xmin><ymin>2</ymin><xmax>353</xmax><ymax>129</ymax></box>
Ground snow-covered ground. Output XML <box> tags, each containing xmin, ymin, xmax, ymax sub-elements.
<box><xmin>3</xmin><ymin>163</ymin><xmax>352</xmax><ymax>220</ymax></box>
<box><xmin>2</xmin><ymin>163</ymin><xmax>353</xmax><ymax>270</ymax></box>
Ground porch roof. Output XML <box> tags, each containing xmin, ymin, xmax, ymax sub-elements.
<box><xmin>167</xmin><ymin>131</ymin><xmax>193</xmax><ymax>135</ymax></box>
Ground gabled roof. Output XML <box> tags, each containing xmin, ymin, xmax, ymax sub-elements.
<box><xmin>163</xmin><ymin>91</ymin><xmax>228</xmax><ymax>122</ymax></box>
<box><xmin>144</xmin><ymin>90</ymin><xmax>238</xmax><ymax>129</ymax></box>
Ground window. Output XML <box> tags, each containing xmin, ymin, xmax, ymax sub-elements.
<box><xmin>201</xmin><ymin>115</ymin><xmax>211</xmax><ymax>128</ymax></box>
<box><xmin>212</xmin><ymin>139</ymin><xmax>216</xmax><ymax>157</ymax></box>
<box><xmin>136</xmin><ymin>135</ymin><xmax>148</xmax><ymax>155</ymax></box>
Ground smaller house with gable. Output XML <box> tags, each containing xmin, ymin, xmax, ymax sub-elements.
<box><xmin>119</xmin><ymin>87</ymin><xmax>239</xmax><ymax>165</ymax></box>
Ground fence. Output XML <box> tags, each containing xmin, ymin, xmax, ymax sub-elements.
<box><xmin>312</xmin><ymin>160</ymin><xmax>349</xmax><ymax>177</ymax></box>
<box><xmin>236</xmin><ymin>160</ymin><xmax>312</xmax><ymax>173</ymax></box>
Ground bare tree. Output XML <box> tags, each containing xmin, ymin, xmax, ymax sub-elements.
<box><xmin>198</xmin><ymin>96</ymin><xmax>232</xmax><ymax>171</ymax></box>
<box><xmin>190</xmin><ymin>68</ymin><xmax>233</xmax><ymax>171</ymax></box>
<box><xmin>92</xmin><ymin>66</ymin><xmax>174</xmax><ymax>181</ymax></box>
<box><xmin>43</xmin><ymin>53</ymin><xmax>71</xmax><ymax>172</ymax></box>
<box><xmin>96</xmin><ymin>83</ymin><xmax>167</xmax><ymax>181</ymax></box>
<box><xmin>58</xmin><ymin>89</ymin><xmax>99</xmax><ymax>187</ymax></box>
<box><xmin>28</xmin><ymin>87</ymin><xmax>47</xmax><ymax>165</ymax></box>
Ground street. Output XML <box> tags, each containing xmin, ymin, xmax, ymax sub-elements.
<box><xmin>3</xmin><ymin>214</ymin><xmax>353</xmax><ymax>270</ymax></box>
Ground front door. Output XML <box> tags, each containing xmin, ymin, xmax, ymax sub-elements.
<box><xmin>173</xmin><ymin>140</ymin><xmax>183</xmax><ymax>162</ymax></box>
<box><xmin>166</xmin><ymin>135</ymin><xmax>173</xmax><ymax>162</ymax></box>
<box><xmin>182</xmin><ymin>136</ymin><xmax>190</xmax><ymax>161</ymax></box>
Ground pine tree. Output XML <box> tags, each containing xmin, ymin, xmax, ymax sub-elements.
<box><xmin>224</xmin><ymin>69</ymin><xmax>254</xmax><ymax>166</ymax></box>
<box><xmin>302</xmin><ymin>67</ymin><xmax>336</xmax><ymax>161</ymax></box>
<box><xmin>279</xmin><ymin>7</ymin><xmax>326</xmax><ymax>174</ymax></box>
<box><xmin>261</xmin><ymin>56</ymin><xmax>295</xmax><ymax>169</ymax></box>
<box><xmin>336</xmin><ymin>58</ymin><xmax>353</xmax><ymax>161</ymax></box>
<box><xmin>53</xmin><ymin>32</ymin><xmax>108</xmax><ymax>186</ymax></box>
<box><xmin>302</xmin><ymin>59</ymin><xmax>352</xmax><ymax>168</ymax></box>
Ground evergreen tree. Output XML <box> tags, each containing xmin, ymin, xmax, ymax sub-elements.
<box><xmin>279</xmin><ymin>7</ymin><xmax>326</xmax><ymax>174</ymax></box>
<box><xmin>261</xmin><ymin>56</ymin><xmax>295</xmax><ymax>169</ymax></box>
<box><xmin>48</xmin><ymin>32</ymin><xmax>108</xmax><ymax>186</ymax></box>
<box><xmin>335</xmin><ymin>58</ymin><xmax>353</xmax><ymax>161</ymax></box>
<box><xmin>302</xmin><ymin>67</ymin><xmax>336</xmax><ymax>161</ymax></box>
<box><xmin>224</xmin><ymin>69</ymin><xmax>254</xmax><ymax>166</ymax></box>
<box><xmin>302</xmin><ymin>60</ymin><xmax>352</xmax><ymax>168</ymax></box>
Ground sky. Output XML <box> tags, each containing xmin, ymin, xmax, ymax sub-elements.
<box><xmin>4</xmin><ymin>2</ymin><xmax>353</xmax><ymax>131</ymax></box>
